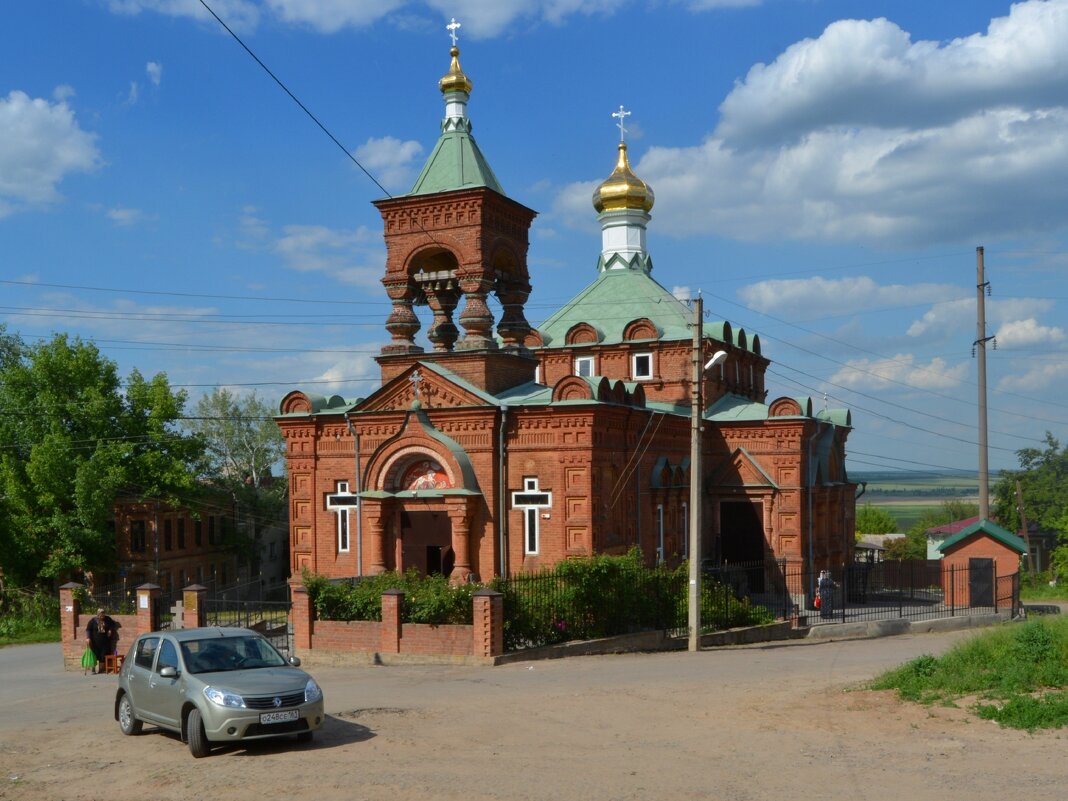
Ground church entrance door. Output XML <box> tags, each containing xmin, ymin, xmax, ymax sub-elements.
<box><xmin>399</xmin><ymin>510</ymin><xmax>454</xmax><ymax>577</ymax></box>
<box><xmin>719</xmin><ymin>501</ymin><xmax>766</xmax><ymax>591</ymax></box>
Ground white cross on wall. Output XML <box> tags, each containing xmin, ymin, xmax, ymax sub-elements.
<box><xmin>410</xmin><ymin>369</ymin><xmax>423</xmax><ymax>400</ymax></box>
<box><xmin>612</xmin><ymin>105</ymin><xmax>631</xmax><ymax>142</ymax></box>
<box><xmin>447</xmin><ymin>18</ymin><xmax>462</xmax><ymax>47</ymax></box>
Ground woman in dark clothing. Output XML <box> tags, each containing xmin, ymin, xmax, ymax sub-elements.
<box><xmin>85</xmin><ymin>608</ymin><xmax>118</xmax><ymax>674</ymax></box>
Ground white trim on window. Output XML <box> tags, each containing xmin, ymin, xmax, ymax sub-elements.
<box><xmin>632</xmin><ymin>352</ymin><xmax>653</xmax><ymax>380</ymax></box>
<box><xmin>574</xmin><ymin>356</ymin><xmax>594</xmax><ymax>378</ymax></box>
<box><xmin>326</xmin><ymin>480</ymin><xmax>358</xmax><ymax>553</ymax></box>
<box><xmin>512</xmin><ymin>477</ymin><xmax>552</xmax><ymax>555</ymax></box>
<box><xmin>656</xmin><ymin>504</ymin><xmax>665</xmax><ymax>564</ymax></box>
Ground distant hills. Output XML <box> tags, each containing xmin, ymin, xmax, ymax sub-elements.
<box><xmin>851</xmin><ymin>470</ymin><xmax>986</xmax><ymax>498</ymax></box>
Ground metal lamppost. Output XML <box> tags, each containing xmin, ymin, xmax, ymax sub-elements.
<box><xmin>688</xmin><ymin>293</ymin><xmax>728</xmax><ymax>652</ymax></box>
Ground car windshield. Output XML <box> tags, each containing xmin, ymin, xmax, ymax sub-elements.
<box><xmin>180</xmin><ymin>636</ymin><xmax>287</xmax><ymax>674</ymax></box>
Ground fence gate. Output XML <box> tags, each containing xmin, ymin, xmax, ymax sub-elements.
<box><xmin>205</xmin><ymin>599</ymin><xmax>292</xmax><ymax>654</ymax></box>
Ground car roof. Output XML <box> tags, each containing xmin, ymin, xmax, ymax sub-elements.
<box><xmin>141</xmin><ymin>627</ymin><xmax>262</xmax><ymax>643</ymax></box>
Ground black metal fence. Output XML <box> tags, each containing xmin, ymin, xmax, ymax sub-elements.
<box><xmin>702</xmin><ymin>558</ymin><xmax>1021</xmax><ymax>626</ymax></box>
<box><xmin>204</xmin><ymin>598</ymin><xmax>291</xmax><ymax>652</ymax></box>
<box><xmin>497</xmin><ymin>559</ymin><xmax>1021</xmax><ymax>652</ymax></box>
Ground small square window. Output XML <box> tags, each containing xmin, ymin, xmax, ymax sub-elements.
<box><xmin>575</xmin><ymin>356</ymin><xmax>594</xmax><ymax>377</ymax></box>
<box><xmin>632</xmin><ymin>353</ymin><xmax>652</xmax><ymax>380</ymax></box>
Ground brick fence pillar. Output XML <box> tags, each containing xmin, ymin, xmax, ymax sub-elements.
<box><xmin>182</xmin><ymin>584</ymin><xmax>208</xmax><ymax>628</ymax></box>
<box><xmin>290</xmin><ymin>582</ymin><xmax>312</xmax><ymax>652</ymax></box>
<box><xmin>59</xmin><ymin>582</ymin><xmax>83</xmax><ymax>669</ymax></box>
<box><xmin>472</xmin><ymin>589</ymin><xmax>503</xmax><ymax>658</ymax></box>
<box><xmin>381</xmin><ymin>589</ymin><xmax>403</xmax><ymax>654</ymax></box>
<box><xmin>135</xmin><ymin>583</ymin><xmax>161</xmax><ymax>635</ymax></box>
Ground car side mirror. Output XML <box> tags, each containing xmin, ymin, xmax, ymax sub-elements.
<box><xmin>287</xmin><ymin>656</ymin><xmax>302</xmax><ymax>667</ymax></box>
<box><xmin>159</xmin><ymin>666</ymin><xmax>178</xmax><ymax>678</ymax></box>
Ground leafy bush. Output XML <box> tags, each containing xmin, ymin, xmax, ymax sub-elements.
<box><xmin>0</xmin><ymin>588</ymin><xmax>60</xmax><ymax>644</ymax></box>
<box><xmin>302</xmin><ymin>568</ymin><xmax>476</xmax><ymax>625</ymax></box>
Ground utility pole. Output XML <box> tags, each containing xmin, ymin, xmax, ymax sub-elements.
<box><xmin>975</xmin><ymin>246</ymin><xmax>993</xmax><ymax>520</ymax></box>
<box><xmin>688</xmin><ymin>296</ymin><xmax>703</xmax><ymax>652</ymax></box>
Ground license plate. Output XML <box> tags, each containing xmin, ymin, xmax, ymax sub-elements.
<box><xmin>260</xmin><ymin>710</ymin><xmax>299</xmax><ymax>724</ymax></box>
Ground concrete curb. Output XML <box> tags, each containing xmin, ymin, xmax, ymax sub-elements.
<box><xmin>803</xmin><ymin>610</ymin><xmax>1012</xmax><ymax>641</ymax></box>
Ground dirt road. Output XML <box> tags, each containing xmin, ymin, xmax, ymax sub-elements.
<box><xmin>1</xmin><ymin>631</ymin><xmax>1063</xmax><ymax>801</ymax></box>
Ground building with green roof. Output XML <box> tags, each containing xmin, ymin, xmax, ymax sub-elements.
<box><xmin>276</xmin><ymin>32</ymin><xmax>857</xmax><ymax>586</ymax></box>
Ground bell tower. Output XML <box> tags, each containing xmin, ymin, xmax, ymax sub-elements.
<box><xmin>373</xmin><ymin>23</ymin><xmax>538</xmax><ymax>392</ymax></box>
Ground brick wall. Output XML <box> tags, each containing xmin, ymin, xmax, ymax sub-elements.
<box><xmin>290</xmin><ymin>584</ymin><xmax>503</xmax><ymax>664</ymax></box>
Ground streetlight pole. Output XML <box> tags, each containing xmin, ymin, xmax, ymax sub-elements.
<box><xmin>688</xmin><ymin>297</ymin><xmax>703</xmax><ymax>652</ymax></box>
<box><xmin>688</xmin><ymin>294</ymin><xmax>727</xmax><ymax>653</ymax></box>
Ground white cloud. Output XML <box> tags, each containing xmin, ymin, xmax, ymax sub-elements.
<box><xmin>996</xmin><ymin>357</ymin><xmax>1068</xmax><ymax>392</ymax></box>
<box><xmin>125</xmin><ymin>81</ymin><xmax>140</xmax><ymax>106</ymax></box>
<box><xmin>53</xmin><ymin>85</ymin><xmax>75</xmax><ymax>101</ymax></box>
<box><xmin>273</xmin><ymin>224</ymin><xmax>383</xmax><ymax>288</ymax></box>
<box><xmin>739</xmin><ymin>276</ymin><xmax>957</xmax><ymax>319</ymax></box>
<box><xmin>106</xmin><ymin>207</ymin><xmax>144</xmax><ymax>226</ymax></box>
<box><xmin>352</xmin><ymin>136</ymin><xmax>424</xmax><ymax>191</ymax></box>
<box><xmin>0</xmin><ymin>91</ymin><xmax>100</xmax><ymax>215</ymax></box>
<box><xmin>266</xmin><ymin>0</ymin><xmax>405</xmax><ymax>33</ymax></box>
<box><xmin>554</xmin><ymin>1</ymin><xmax>1068</xmax><ymax>246</ymax></box>
<box><xmin>994</xmin><ymin>318</ymin><xmax>1065</xmax><ymax>349</ymax></box>
<box><xmin>105</xmin><ymin>0</ymin><xmax>261</xmax><ymax>30</ymax></box>
<box><xmin>907</xmin><ymin>297</ymin><xmax>1056</xmax><ymax>339</ymax></box>
<box><xmin>829</xmin><ymin>353</ymin><xmax>968</xmax><ymax>391</ymax></box>
<box><xmin>146</xmin><ymin>62</ymin><xmax>163</xmax><ymax>86</ymax></box>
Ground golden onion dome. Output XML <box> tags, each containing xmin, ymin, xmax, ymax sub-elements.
<box><xmin>439</xmin><ymin>46</ymin><xmax>472</xmax><ymax>94</ymax></box>
<box><xmin>592</xmin><ymin>142</ymin><xmax>654</xmax><ymax>213</ymax></box>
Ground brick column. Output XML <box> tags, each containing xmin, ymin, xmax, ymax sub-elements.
<box><xmin>290</xmin><ymin>581</ymin><xmax>313</xmax><ymax>652</ymax></box>
<box><xmin>182</xmin><ymin>584</ymin><xmax>208</xmax><ymax>628</ymax></box>
<box><xmin>472</xmin><ymin>589</ymin><xmax>503</xmax><ymax>658</ymax></box>
<box><xmin>135</xmin><ymin>583</ymin><xmax>161</xmax><ymax>635</ymax></box>
<box><xmin>380</xmin><ymin>589</ymin><xmax>403</xmax><ymax>654</ymax></box>
<box><xmin>447</xmin><ymin>499</ymin><xmax>472</xmax><ymax>583</ymax></box>
<box><xmin>365</xmin><ymin>502</ymin><xmax>388</xmax><ymax>575</ymax></box>
<box><xmin>59</xmin><ymin>582</ymin><xmax>83</xmax><ymax>669</ymax></box>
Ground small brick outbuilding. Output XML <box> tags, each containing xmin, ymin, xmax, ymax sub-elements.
<box><xmin>937</xmin><ymin>518</ymin><xmax>1026</xmax><ymax>609</ymax></box>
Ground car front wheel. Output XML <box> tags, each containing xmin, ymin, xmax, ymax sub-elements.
<box><xmin>117</xmin><ymin>694</ymin><xmax>142</xmax><ymax>736</ymax></box>
<box><xmin>186</xmin><ymin>708</ymin><xmax>211</xmax><ymax>758</ymax></box>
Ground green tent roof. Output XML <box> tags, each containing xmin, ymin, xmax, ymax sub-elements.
<box><xmin>407</xmin><ymin>128</ymin><xmax>503</xmax><ymax>196</ymax></box>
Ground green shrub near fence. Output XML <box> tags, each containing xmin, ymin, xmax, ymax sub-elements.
<box><xmin>302</xmin><ymin>568</ymin><xmax>477</xmax><ymax>625</ymax></box>
<box><xmin>302</xmin><ymin>550</ymin><xmax>774</xmax><ymax>652</ymax></box>
<box><xmin>0</xmin><ymin>588</ymin><xmax>60</xmax><ymax>646</ymax></box>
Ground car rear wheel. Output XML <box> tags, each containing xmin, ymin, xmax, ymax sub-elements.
<box><xmin>117</xmin><ymin>693</ymin><xmax>142</xmax><ymax>736</ymax></box>
<box><xmin>187</xmin><ymin>708</ymin><xmax>211</xmax><ymax>758</ymax></box>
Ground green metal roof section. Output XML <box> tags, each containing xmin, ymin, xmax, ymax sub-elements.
<box><xmin>536</xmin><ymin>269</ymin><xmax>692</xmax><ymax>347</ymax></box>
<box><xmin>275</xmin><ymin>393</ymin><xmax>362</xmax><ymax>419</ymax></box>
<box><xmin>706</xmin><ymin>393</ymin><xmax>770</xmax><ymax>422</ymax></box>
<box><xmin>407</xmin><ymin>128</ymin><xmax>504</xmax><ymax>196</ymax></box>
<box><xmin>937</xmin><ymin>517</ymin><xmax>1027</xmax><ymax>554</ymax></box>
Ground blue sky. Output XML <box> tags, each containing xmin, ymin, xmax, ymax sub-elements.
<box><xmin>3</xmin><ymin>0</ymin><xmax>1068</xmax><ymax>477</ymax></box>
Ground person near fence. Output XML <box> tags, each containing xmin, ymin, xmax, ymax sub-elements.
<box><xmin>817</xmin><ymin>570</ymin><xmax>835</xmax><ymax>619</ymax></box>
<box><xmin>85</xmin><ymin>608</ymin><xmax>119</xmax><ymax>674</ymax></box>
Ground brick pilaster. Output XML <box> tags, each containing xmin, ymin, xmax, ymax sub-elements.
<box><xmin>59</xmin><ymin>582</ymin><xmax>82</xmax><ymax>669</ymax></box>
<box><xmin>182</xmin><ymin>584</ymin><xmax>208</xmax><ymax>628</ymax></box>
<box><xmin>290</xmin><ymin>581</ymin><xmax>312</xmax><ymax>652</ymax></box>
<box><xmin>472</xmin><ymin>588</ymin><xmax>503</xmax><ymax>658</ymax></box>
<box><xmin>381</xmin><ymin>589</ymin><xmax>403</xmax><ymax>653</ymax></box>
<box><xmin>135</xmin><ymin>583</ymin><xmax>161</xmax><ymax>635</ymax></box>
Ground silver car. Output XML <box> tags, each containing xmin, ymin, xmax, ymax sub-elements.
<box><xmin>114</xmin><ymin>627</ymin><xmax>325</xmax><ymax>758</ymax></box>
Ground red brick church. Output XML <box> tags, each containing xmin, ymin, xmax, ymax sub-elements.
<box><xmin>276</xmin><ymin>36</ymin><xmax>856</xmax><ymax>582</ymax></box>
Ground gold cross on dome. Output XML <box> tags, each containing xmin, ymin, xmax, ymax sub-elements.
<box><xmin>447</xmin><ymin>18</ymin><xmax>462</xmax><ymax>47</ymax></box>
<box><xmin>612</xmin><ymin>105</ymin><xmax>631</xmax><ymax>142</ymax></box>
<box><xmin>410</xmin><ymin>369</ymin><xmax>423</xmax><ymax>400</ymax></box>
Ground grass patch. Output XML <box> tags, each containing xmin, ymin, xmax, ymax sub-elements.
<box><xmin>871</xmin><ymin>616</ymin><xmax>1068</xmax><ymax>731</ymax></box>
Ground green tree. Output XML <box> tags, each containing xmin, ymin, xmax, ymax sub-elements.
<box><xmin>0</xmin><ymin>334</ymin><xmax>202</xmax><ymax>586</ymax></box>
<box><xmin>855</xmin><ymin>503</ymin><xmax>899</xmax><ymax>538</ymax></box>
<box><xmin>884</xmin><ymin>501</ymin><xmax>981</xmax><ymax>561</ymax></box>
<box><xmin>994</xmin><ymin>434</ymin><xmax>1068</xmax><ymax>579</ymax></box>
<box><xmin>186</xmin><ymin>389</ymin><xmax>288</xmax><ymax>568</ymax></box>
